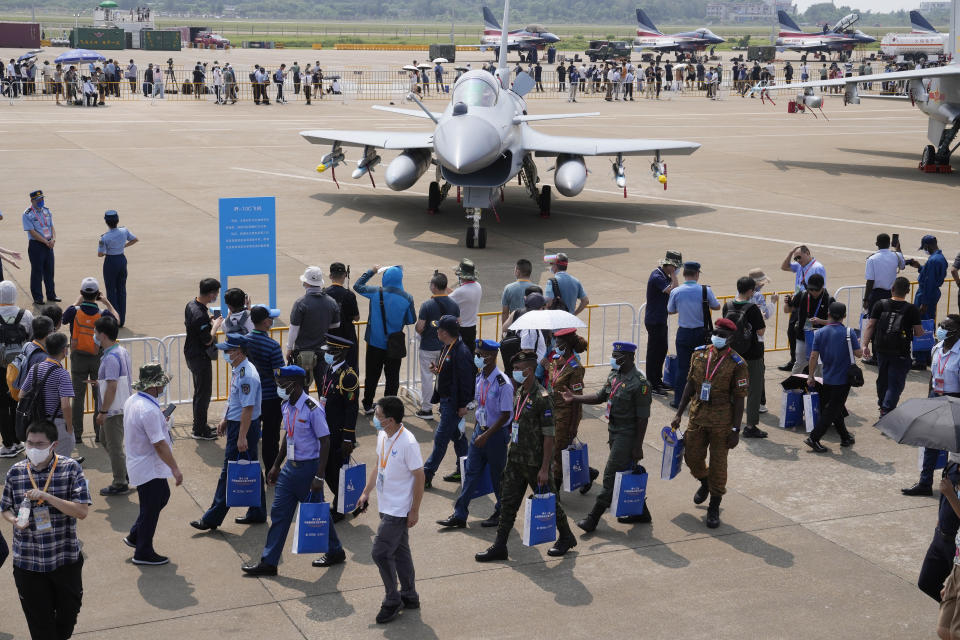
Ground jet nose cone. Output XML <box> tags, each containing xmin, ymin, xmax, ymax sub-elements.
<box><xmin>434</xmin><ymin>116</ymin><xmax>502</xmax><ymax>174</ymax></box>
<box><xmin>713</xmin><ymin>35</ymin><xmax>726</xmax><ymax>44</ymax></box>
<box><xmin>544</xmin><ymin>32</ymin><xmax>560</xmax><ymax>43</ymax></box>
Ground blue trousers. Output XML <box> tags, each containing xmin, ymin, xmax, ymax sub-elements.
<box><xmin>27</xmin><ymin>240</ymin><xmax>56</xmax><ymax>303</ymax></box>
<box><xmin>262</xmin><ymin>458</ymin><xmax>342</xmax><ymax>566</ymax></box>
<box><xmin>919</xmin><ymin>446</ymin><xmax>945</xmax><ymax>486</ymax></box>
<box><xmin>453</xmin><ymin>426</ymin><xmax>508</xmax><ymax>520</ymax></box>
<box><xmin>423</xmin><ymin>397</ymin><xmax>468</xmax><ymax>478</ymax></box>
<box><xmin>103</xmin><ymin>254</ymin><xmax>128</xmax><ymax>326</ymax></box>
<box><xmin>201</xmin><ymin>419</ymin><xmax>267</xmax><ymax>526</ymax></box>
<box><xmin>876</xmin><ymin>353</ymin><xmax>911</xmax><ymax>413</ymax></box>
<box><xmin>674</xmin><ymin>326</ymin><xmax>706</xmax><ymax>406</ymax></box>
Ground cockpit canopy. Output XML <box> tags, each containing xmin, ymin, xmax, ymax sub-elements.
<box><xmin>452</xmin><ymin>75</ymin><xmax>498</xmax><ymax>107</ymax></box>
<box><xmin>525</xmin><ymin>24</ymin><xmax>547</xmax><ymax>33</ymax></box>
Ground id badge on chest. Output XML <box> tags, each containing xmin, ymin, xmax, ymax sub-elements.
<box><xmin>699</xmin><ymin>382</ymin><xmax>712</xmax><ymax>402</ymax></box>
<box><xmin>318</xmin><ymin>396</ymin><xmax>327</xmax><ymax>408</ymax></box>
<box><xmin>33</xmin><ymin>505</ymin><xmax>52</xmax><ymax>531</ymax></box>
<box><xmin>803</xmin><ymin>319</ymin><xmax>813</xmax><ymax>332</ymax></box>
<box><xmin>604</xmin><ymin>401</ymin><xmax>612</xmax><ymax>421</ymax></box>
<box><xmin>510</xmin><ymin>421</ymin><xmax>519</xmax><ymax>444</ymax></box>
<box><xmin>376</xmin><ymin>470</ymin><xmax>385</xmax><ymax>493</ymax></box>
<box><xmin>287</xmin><ymin>440</ymin><xmax>296</xmax><ymax>462</ymax></box>
<box><xmin>476</xmin><ymin>408</ymin><xmax>487</xmax><ymax>428</ymax></box>
<box><xmin>934</xmin><ymin>376</ymin><xmax>945</xmax><ymax>393</ymax></box>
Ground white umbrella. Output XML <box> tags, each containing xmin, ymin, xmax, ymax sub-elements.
<box><xmin>417</xmin><ymin>62</ymin><xmax>432</xmax><ymax>69</ymax></box>
<box><xmin>433</xmin><ymin>57</ymin><xmax>448</xmax><ymax>64</ymax></box>
<box><xmin>402</xmin><ymin>64</ymin><xmax>418</xmax><ymax>72</ymax></box>
<box><xmin>508</xmin><ymin>310</ymin><xmax>585</xmax><ymax>331</ymax></box>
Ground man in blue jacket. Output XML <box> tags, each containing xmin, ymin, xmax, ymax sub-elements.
<box><xmin>353</xmin><ymin>265</ymin><xmax>416</xmax><ymax>415</ymax></box>
<box><xmin>907</xmin><ymin>235</ymin><xmax>948</xmax><ymax>370</ymax></box>
<box><xmin>422</xmin><ymin>315</ymin><xmax>475</xmax><ymax>488</ymax></box>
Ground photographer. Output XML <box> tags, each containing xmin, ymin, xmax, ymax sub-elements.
<box><xmin>779</xmin><ymin>245</ymin><xmax>826</xmax><ymax>370</ymax></box>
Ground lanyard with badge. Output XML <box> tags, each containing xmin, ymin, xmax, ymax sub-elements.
<box><xmin>285</xmin><ymin>405</ymin><xmax>299</xmax><ymax>461</ymax></box>
<box><xmin>803</xmin><ymin>293</ymin><xmax>823</xmax><ymax>332</ymax></box>
<box><xmin>476</xmin><ymin>375</ymin><xmax>492</xmax><ymax>428</ymax></box>
<box><xmin>605</xmin><ymin>377</ymin><xmax>625</xmax><ymax>420</ymax></box>
<box><xmin>377</xmin><ymin>427</ymin><xmax>404</xmax><ymax>492</ymax></box>
<box><xmin>31</xmin><ymin>206</ymin><xmax>51</xmax><ymax>239</ymax></box>
<box><xmin>550</xmin><ymin>355</ymin><xmax>574</xmax><ymax>391</ymax></box>
<box><xmin>700</xmin><ymin>348</ymin><xmax>728</xmax><ymax>402</ymax></box>
<box><xmin>934</xmin><ymin>349</ymin><xmax>953</xmax><ymax>394</ymax></box>
<box><xmin>26</xmin><ymin>456</ymin><xmax>58</xmax><ymax>531</ymax></box>
<box><xmin>511</xmin><ymin>392</ymin><xmax>531</xmax><ymax>444</ymax></box>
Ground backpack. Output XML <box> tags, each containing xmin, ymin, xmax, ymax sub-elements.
<box><xmin>221</xmin><ymin>310</ymin><xmax>251</xmax><ymax>336</ymax></box>
<box><xmin>71</xmin><ymin>307</ymin><xmax>102</xmax><ymax>355</ymax></box>
<box><xmin>547</xmin><ymin>277</ymin><xmax>569</xmax><ymax>311</ymax></box>
<box><xmin>0</xmin><ymin>309</ymin><xmax>27</xmax><ymax>367</ymax></box>
<box><xmin>724</xmin><ymin>302</ymin><xmax>756</xmax><ymax>356</ymax></box>
<box><xmin>874</xmin><ymin>299</ymin><xmax>909</xmax><ymax>354</ymax></box>
<box><xmin>8</xmin><ymin>342</ymin><xmax>44</xmax><ymax>402</ymax></box>
<box><xmin>274</xmin><ymin>70</ymin><xmax>283</xmax><ymax>83</ymax></box>
<box><xmin>16</xmin><ymin>363</ymin><xmax>57</xmax><ymax>440</ymax></box>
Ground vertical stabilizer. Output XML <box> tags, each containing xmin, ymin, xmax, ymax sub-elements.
<box><xmin>777</xmin><ymin>10</ymin><xmax>803</xmax><ymax>33</ymax></box>
<box><xmin>636</xmin><ymin>8</ymin><xmax>663</xmax><ymax>36</ymax></box>
<box><xmin>909</xmin><ymin>10</ymin><xmax>938</xmax><ymax>33</ymax></box>
<box><xmin>951</xmin><ymin>0</ymin><xmax>959</xmax><ymax>57</ymax></box>
<box><xmin>482</xmin><ymin>6</ymin><xmax>501</xmax><ymax>31</ymax></box>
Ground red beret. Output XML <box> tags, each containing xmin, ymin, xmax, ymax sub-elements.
<box><xmin>715</xmin><ymin>318</ymin><xmax>737</xmax><ymax>331</ymax></box>
<box><xmin>553</xmin><ymin>327</ymin><xmax>577</xmax><ymax>337</ymax></box>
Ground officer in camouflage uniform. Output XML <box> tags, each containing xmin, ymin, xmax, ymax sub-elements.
<box><xmin>564</xmin><ymin>341</ymin><xmax>652</xmax><ymax>532</ymax></box>
<box><xmin>671</xmin><ymin>317</ymin><xmax>748</xmax><ymax>529</ymax></box>
<box><xmin>316</xmin><ymin>333</ymin><xmax>359</xmax><ymax>526</ymax></box>
<box><xmin>546</xmin><ymin>328</ymin><xmax>598</xmax><ymax>493</ymax></box>
<box><xmin>475</xmin><ymin>351</ymin><xmax>578</xmax><ymax>561</ymax></box>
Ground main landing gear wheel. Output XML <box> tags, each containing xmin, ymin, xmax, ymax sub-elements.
<box><xmin>539</xmin><ymin>185</ymin><xmax>551</xmax><ymax>218</ymax></box>
<box><xmin>921</xmin><ymin>144</ymin><xmax>936</xmax><ymax>169</ymax></box>
<box><xmin>428</xmin><ymin>181</ymin><xmax>441</xmax><ymax>214</ymax></box>
<box><xmin>466</xmin><ymin>227</ymin><xmax>487</xmax><ymax>249</ymax></box>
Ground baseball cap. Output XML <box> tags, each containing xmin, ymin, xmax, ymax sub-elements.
<box><xmin>81</xmin><ymin>277</ymin><xmax>100</xmax><ymax>293</ymax></box>
<box><xmin>250</xmin><ymin>304</ymin><xmax>280</xmax><ymax>324</ymax></box>
<box><xmin>919</xmin><ymin>235</ymin><xmax>937</xmax><ymax>249</ymax></box>
<box><xmin>431</xmin><ymin>315</ymin><xmax>460</xmax><ymax>335</ymax></box>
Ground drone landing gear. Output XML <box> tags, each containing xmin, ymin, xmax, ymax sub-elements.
<box><xmin>465</xmin><ymin>208</ymin><xmax>487</xmax><ymax>249</ymax></box>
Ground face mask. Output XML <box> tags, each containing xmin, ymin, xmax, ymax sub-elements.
<box><xmin>936</xmin><ymin>327</ymin><xmax>949</xmax><ymax>341</ymax></box>
<box><xmin>34</xmin><ymin>198</ymin><xmax>44</xmax><ymax>209</ymax></box>
<box><xmin>277</xmin><ymin>385</ymin><xmax>290</xmax><ymax>402</ymax></box>
<box><xmin>222</xmin><ymin>351</ymin><xmax>232</xmax><ymax>362</ymax></box>
<box><xmin>324</xmin><ymin>352</ymin><xmax>335</xmax><ymax>365</ymax></box>
<box><xmin>372</xmin><ymin>416</ymin><xmax>383</xmax><ymax>431</ymax></box>
<box><xmin>512</xmin><ymin>370</ymin><xmax>527</xmax><ymax>384</ymax></box>
<box><xmin>474</xmin><ymin>355</ymin><xmax>485</xmax><ymax>369</ymax></box>
<box><xmin>555</xmin><ymin>347</ymin><xmax>565</xmax><ymax>357</ymax></box>
<box><xmin>711</xmin><ymin>335</ymin><xmax>728</xmax><ymax>349</ymax></box>
<box><xmin>93</xmin><ymin>333</ymin><xmax>101</xmax><ymax>347</ymax></box>
<box><xmin>26</xmin><ymin>444</ymin><xmax>53</xmax><ymax>467</ymax></box>
<box><xmin>610</xmin><ymin>357</ymin><xmax>620</xmax><ymax>371</ymax></box>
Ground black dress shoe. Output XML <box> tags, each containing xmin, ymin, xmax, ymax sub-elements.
<box><xmin>376</xmin><ymin>603</ymin><xmax>402</xmax><ymax>624</ymax></box>
<box><xmin>901</xmin><ymin>483</ymin><xmax>933</xmax><ymax>496</ymax></box>
<box><xmin>651</xmin><ymin>385</ymin><xmax>668</xmax><ymax>397</ymax></box>
<box><xmin>547</xmin><ymin>535</ymin><xmax>577</xmax><ymax>557</ymax></box>
<box><xmin>480</xmin><ymin>512</ymin><xmax>500</xmax><ymax>527</ymax></box>
<box><xmin>47</xmin><ymin>296</ymin><xmax>62</xmax><ymax>303</ymax></box>
<box><xmin>742</xmin><ymin>425</ymin><xmax>768</xmax><ymax>439</ymax></box>
<box><xmin>99</xmin><ymin>484</ymin><xmax>129</xmax><ymax>496</ymax></box>
<box><xmin>401</xmin><ymin>596</ymin><xmax>420</xmax><ymax>610</ymax></box>
<box><xmin>312</xmin><ymin>549</ymin><xmax>346</xmax><ymax>567</ymax></box>
<box><xmin>241</xmin><ymin>561</ymin><xmax>277</xmax><ymax>576</ymax></box>
<box><xmin>332</xmin><ymin>512</ymin><xmax>345</xmax><ymax>523</ymax></box>
<box><xmin>840</xmin><ymin>436</ymin><xmax>855</xmax><ymax>447</ymax></box>
<box><xmin>804</xmin><ymin>437</ymin><xmax>828</xmax><ymax>453</ymax></box>
<box><xmin>778</xmin><ymin>361</ymin><xmax>795</xmax><ymax>371</ymax></box>
<box><xmin>659</xmin><ymin>382</ymin><xmax>673</xmax><ymax>391</ymax></box>
<box><xmin>475</xmin><ymin>543</ymin><xmax>508</xmax><ymax>562</ymax></box>
<box><xmin>189</xmin><ymin>519</ymin><xmax>217</xmax><ymax>531</ymax></box>
<box><xmin>436</xmin><ymin>515</ymin><xmax>467</xmax><ymax>528</ymax></box>
<box><xmin>618</xmin><ymin>502</ymin><xmax>651</xmax><ymax>524</ymax></box>
<box><xmin>235</xmin><ymin>516</ymin><xmax>267</xmax><ymax>525</ymax></box>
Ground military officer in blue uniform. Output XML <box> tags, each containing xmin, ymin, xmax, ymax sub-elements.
<box><xmin>191</xmin><ymin>333</ymin><xmax>268</xmax><ymax>531</ymax></box>
<box><xmin>22</xmin><ymin>189</ymin><xmax>60</xmax><ymax>305</ymax></box>
<box><xmin>437</xmin><ymin>339</ymin><xmax>513</xmax><ymax>529</ymax></box>
<box><xmin>243</xmin><ymin>365</ymin><xmax>347</xmax><ymax>574</ymax></box>
<box><xmin>97</xmin><ymin>210</ymin><xmax>138</xmax><ymax>327</ymax></box>
<box><xmin>316</xmin><ymin>333</ymin><xmax>359</xmax><ymax>522</ymax></box>
<box><xmin>666</xmin><ymin>261</ymin><xmax>721</xmax><ymax>409</ymax></box>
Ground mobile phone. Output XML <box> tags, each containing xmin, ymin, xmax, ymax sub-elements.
<box><xmin>351</xmin><ymin>500</ymin><xmax>368</xmax><ymax>516</ymax></box>
<box><xmin>163</xmin><ymin>404</ymin><xmax>176</xmax><ymax>418</ymax></box>
<box><xmin>211</xmin><ymin>309</ymin><xmax>222</xmax><ymax>319</ymax></box>
<box><xmin>892</xmin><ymin>233</ymin><xmax>899</xmax><ymax>248</ymax></box>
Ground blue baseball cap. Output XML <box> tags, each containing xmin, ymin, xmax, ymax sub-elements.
<box><xmin>216</xmin><ymin>333</ymin><xmax>249</xmax><ymax>350</ymax></box>
<box><xmin>476</xmin><ymin>339</ymin><xmax>500</xmax><ymax>352</ymax></box>
<box><xmin>683</xmin><ymin>261</ymin><xmax>701</xmax><ymax>272</ymax></box>
<box><xmin>104</xmin><ymin>209</ymin><xmax>119</xmax><ymax>220</ymax></box>
<box><xmin>612</xmin><ymin>341</ymin><xmax>637</xmax><ymax>353</ymax></box>
<box><xmin>919</xmin><ymin>235</ymin><xmax>937</xmax><ymax>249</ymax></box>
<box><xmin>277</xmin><ymin>365</ymin><xmax>306</xmax><ymax>378</ymax></box>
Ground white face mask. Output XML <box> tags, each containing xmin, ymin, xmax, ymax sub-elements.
<box><xmin>26</xmin><ymin>444</ymin><xmax>54</xmax><ymax>467</ymax></box>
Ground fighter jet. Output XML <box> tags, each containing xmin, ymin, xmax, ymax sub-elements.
<box><xmin>768</xmin><ymin>0</ymin><xmax>960</xmax><ymax>172</ymax></box>
<box><xmin>300</xmin><ymin>0</ymin><xmax>701</xmax><ymax>249</ymax></box>
<box><xmin>476</xmin><ymin>5</ymin><xmax>559</xmax><ymax>62</ymax></box>
<box><xmin>775</xmin><ymin>11</ymin><xmax>876</xmax><ymax>58</ymax></box>
<box><xmin>633</xmin><ymin>8</ymin><xmax>725</xmax><ymax>54</ymax></box>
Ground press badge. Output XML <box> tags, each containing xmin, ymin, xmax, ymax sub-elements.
<box><xmin>511</xmin><ymin>422</ymin><xmax>519</xmax><ymax>444</ymax></box>
<box><xmin>287</xmin><ymin>440</ymin><xmax>296</xmax><ymax>462</ymax></box>
<box><xmin>476</xmin><ymin>408</ymin><xmax>487</xmax><ymax>428</ymax></box>
<box><xmin>33</xmin><ymin>505</ymin><xmax>52</xmax><ymax>531</ymax></box>
<box><xmin>699</xmin><ymin>382</ymin><xmax>712</xmax><ymax>402</ymax></box>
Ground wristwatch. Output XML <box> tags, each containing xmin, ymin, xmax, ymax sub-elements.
<box><xmin>314</xmin><ymin>475</ymin><xmax>324</xmax><ymax>481</ymax></box>
<box><xmin>98</xmin><ymin>410</ymin><xmax>108</xmax><ymax>415</ymax></box>
<box><xmin>731</xmin><ymin>426</ymin><xmax>740</xmax><ymax>433</ymax></box>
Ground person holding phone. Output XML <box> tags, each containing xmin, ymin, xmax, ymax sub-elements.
<box><xmin>863</xmin><ymin>233</ymin><xmax>906</xmax><ymax>364</ymax></box>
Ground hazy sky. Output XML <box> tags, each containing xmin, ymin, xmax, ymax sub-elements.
<box><xmin>795</xmin><ymin>1</ymin><xmax>925</xmax><ymax>11</ymax></box>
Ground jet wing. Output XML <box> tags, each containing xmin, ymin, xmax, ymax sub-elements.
<box><xmin>522</xmin><ymin>127</ymin><xmax>700</xmax><ymax>157</ymax></box>
<box><xmin>774</xmin><ymin>64</ymin><xmax>960</xmax><ymax>91</ymax></box>
<box><xmin>372</xmin><ymin>105</ymin><xmax>442</xmax><ymax>120</ymax></box>
<box><xmin>300</xmin><ymin>130</ymin><xmax>433</xmax><ymax>149</ymax></box>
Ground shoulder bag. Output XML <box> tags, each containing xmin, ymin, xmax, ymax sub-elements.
<box><xmin>701</xmin><ymin>285</ymin><xmax>714</xmax><ymax>344</ymax></box>
<box><xmin>846</xmin><ymin>328</ymin><xmax>864</xmax><ymax>387</ymax></box>
<box><xmin>379</xmin><ymin>288</ymin><xmax>407</xmax><ymax>359</ymax></box>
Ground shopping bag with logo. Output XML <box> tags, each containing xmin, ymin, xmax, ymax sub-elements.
<box><xmin>459</xmin><ymin>455</ymin><xmax>494</xmax><ymax>499</ymax></box>
<box><xmin>561</xmin><ymin>441</ymin><xmax>590</xmax><ymax>492</ymax></box>
<box><xmin>919</xmin><ymin>447</ymin><xmax>948</xmax><ymax>472</ymax></box>
<box><xmin>779</xmin><ymin>390</ymin><xmax>804</xmax><ymax>428</ymax></box>
<box><xmin>612</xmin><ymin>464</ymin><xmax>648</xmax><ymax>517</ymax></box>
<box><xmin>660</xmin><ymin>426</ymin><xmax>684</xmax><ymax>480</ymax></box>
<box><xmin>337</xmin><ymin>459</ymin><xmax>366</xmax><ymax>514</ymax></box>
<box><xmin>913</xmin><ymin>319</ymin><xmax>936</xmax><ymax>355</ymax></box>
<box><xmin>522</xmin><ymin>489</ymin><xmax>557</xmax><ymax>547</ymax></box>
<box><xmin>226</xmin><ymin>456</ymin><xmax>262</xmax><ymax>507</ymax></box>
<box><xmin>802</xmin><ymin>392</ymin><xmax>820</xmax><ymax>433</ymax></box>
<box><xmin>292</xmin><ymin>497</ymin><xmax>330</xmax><ymax>554</ymax></box>
<box><xmin>663</xmin><ymin>355</ymin><xmax>678</xmax><ymax>388</ymax></box>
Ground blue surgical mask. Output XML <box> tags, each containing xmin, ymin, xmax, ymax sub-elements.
<box><xmin>324</xmin><ymin>352</ymin><xmax>335</xmax><ymax>365</ymax></box>
<box><xmin>936</xmin><ymin>327</ymin><xmax>949</xmax><ymax>342</ymax></box>
<box><xmin>555</xmin><ymin>347</ymin><xmax>565</xmax><ymax>357</ymax></box>
<box><xmin>512</xmin><ymin>370</ymin><xmax>526</xmax><ymax>384</ymax></box>
<box><xmin>222</xmin><ymin>351</ymin><xmax>232</xmax><ymax>362</ymax></box>
<box><xmin>474</xmin><ymin>355</ymin><xmax>485</xmax><ymax>369</ymax></box>
<box><xmin>711</xmin><ymin>335</ymin><xmax>728</xmax><ymax>349</ymax></box>
<box><xmin>93</xmin><ymin>333</ymin><xmax>101</xmax><ymax>347</ymax></box>
<box><xmin>277</xmin><ymin>385</ymin><xmax>290</xmax><ymax>402</ymax></box>
<box><xmin>610</xmin><ymin>357</ymin><xmax>620</xmax><ymax>371</ymax></box>
<box><xmin>34</xmin><ymin>198</ymin><xmax>44</xmax><ymax>209</ymax></box>
<box><xmin>373</xmin><ymin>416</ymin><xmax>383</xmax><ymax>431</ymax></box>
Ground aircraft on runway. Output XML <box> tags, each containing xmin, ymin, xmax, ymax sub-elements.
<box><xmin>768</xmin><ymin>1</ymin><xmax>960</xmax><ymax>172</ymax></box>
<box><xmin>475</xmin><ymin>6</ymin><xmax>559</xmax><ymax>61</ymax></box>
<box><xmin>775</xmin><ymin>11</ymin><xmax>876</xmax><ymax>57</ymax></box>
<box><xmin>300</xmin><ymin>0</ymin><xmax>700</xmax><ymax>249</ymax></box>
<box><xmin>880</xmin><ymin>11</ymin><xmax>949</xmax><ymax>64</ymax></box>
<box><xmin>633</xmin><ymin>8</ymin><xmax>725</xmax><ymax>54</ymax></box>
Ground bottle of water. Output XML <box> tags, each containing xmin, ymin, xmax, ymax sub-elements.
<box><xmin>16</xmin><ymin>497</ymin><xmax>30</xmax><ymax>528</ymax></box>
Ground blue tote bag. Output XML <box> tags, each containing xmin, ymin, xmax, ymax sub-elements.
<box><xmin>226</xmin><ymin>456</ymin><xmax>262</xmax><ymax>508</ymax></box>
<box><xmin>292</xmin><ymin>497</ymin><xmax>330</xmax><ymax>554</ymax></box>
<box><xmin>613</xmin><ymin>464</ymin><xmax>648</xmax><ymax>517</ymax></box>
<box><xmin>522</xmin><ymin>489</ymin><xmax>557</xmax><ymax>547</ymax></box>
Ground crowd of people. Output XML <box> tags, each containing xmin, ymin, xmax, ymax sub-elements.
<box><xmin>2</xmin><ymin>187</ymin><xmax>960</xmax><ymax>635</ymax></box>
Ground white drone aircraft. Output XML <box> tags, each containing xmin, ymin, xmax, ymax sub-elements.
<box><xmin>299</xmin><ymin>0</ymin><xmax>701</xmax><ymax>248</ymax></box>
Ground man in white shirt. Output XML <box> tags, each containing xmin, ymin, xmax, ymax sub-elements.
<box><xmin>863</xmin><ymin>233</ymin><xmax>905</xmax><ymax>362</ymax></box>
<box><xmin>355</xmin><ymin>396</ymin><xmax>425</xmax><ymax>625</ymax></box>
<box><xmin>449</xmin><ymin>259</ymin><xmax>482</xmax><ymax>348</ymax></box>
<box><xmin>123</xmin><ymin>363</ymin><xmax>182</xmax><ymax>565</ymax></box>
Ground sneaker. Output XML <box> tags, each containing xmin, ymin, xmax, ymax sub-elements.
<box><xmin>415</xmin><ymin>409</ymin><xmax>434</xmax><ymax>420</ymax></box>
<box><xmin>0</xmin><ymin>445</ymin><xmax>20</xmax><ymax>458</ymax></box>
<box><xmin>192</xmin><ymin>426</ymin><xmax>217</xmax><ymax>441</ymax></box>
<box><xmin>100</xmin><ymin>484</ymin><xmax>130</xmax><ymax>496</ymax></box>
<box><xmin>363</xmin><ymin>405</ymin><xmax>376</xmax><ymax>416</ymax></box>
<box><xmin>122</xmin><ymin>536</ymin><xmax>136</xmax><ymax>548</ymax></box>
<box><xmin>132</xmin><ymin>553</ymin><xmax>170</xmax><ymax>566</ymax></box>
<box><xmin>442</xmin><ymin>470</ymin><xmax>462</xmax><ymax>483</ymax></box>
<box><xmin>758</xmin><ymin>405</ymin><xmax>768</xmax><ymax>414</ymax></box>
<box><xmin>376</xmin><ymin>603</ymin><xmax>402</xmax><ymax>624</ymax></box>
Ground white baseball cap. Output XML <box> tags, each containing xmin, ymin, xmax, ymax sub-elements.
<box><xmin>81</xmin><ymin>277</ymin><xmax>100</xmax><ymax>293</ymax></box>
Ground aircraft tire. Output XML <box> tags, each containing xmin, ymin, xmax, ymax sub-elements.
<box><xmin>539</xmin><ymin>185</ymin><xmax>551</xmax><ymax>217</ymax></box>
<box><xmin>478</xmin><ymin>227</ymin><xmax>487</xmax><ymax>249</ymax></box>
<box><xmin>921</xmin><ymin>144</ymin><xmax>936</xmax><ymax>168</ymax></box>
<box><xmin>428</xmin><ymin>181</ymin><xmax>441</xmax><ymax>212</ymax></box>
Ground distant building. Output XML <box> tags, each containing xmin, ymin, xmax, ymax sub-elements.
<box><xmin>919</xmin><ymin>1</ymin><xmax>951</xmax><ymax>11</ymax></box>
<box><xmin>706</xmin><ymin>1</ymin><xmax>795</xmax><ymax>23</ymax></box>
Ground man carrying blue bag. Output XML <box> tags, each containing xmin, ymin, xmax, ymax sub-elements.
<box><xmin>437</xmin><ymin>340</ymin><xmax>513</xmax><ymax>529</ymax></box>
<box><xmin>191</xmin><ymin>334</ymin><xmax>267</xmax><ymax>532</ymax></box>
<box><xmin>563</xmin><ymin>341</ymin><xmax>652</xmax><ymax>532</ymax></box>
<box><xmin>243</xmin><ymin>365</ymin><xmax>346</xmax><ymax>575</ymax></box>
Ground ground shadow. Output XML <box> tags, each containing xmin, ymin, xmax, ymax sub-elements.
<box><xmin>94</xmin><ymin>492</ymin><xmax>139</xmax><ymax>533</ymax></box>
<box><xmin>134</xmin><ymin>561</ymin><xmax>199</xmax><ymax>611</ymax></box>
<box><xmin>671</xmin><ymin>512</ymin><xmax>795</xmax><ymax>568</ymax></box>
<box><xmin>336</xmin><ymin>520</ymin><xmax>377</xmax><ymax>566</ymax></box>
<box><xmin>378</xmin><ymin>610</ymin><xmax>440</xmax><ymax>639</ymax></box>
<box><xmin>742</xmin><ymin>437</ymin><xmax>801</xmax><ymax>462</ymax></box>
<box><xmin>766</xmin><ymin>158</ymin><xmax>956</xmax><ymax>185</ymax></box>
<box><xmin>587</xmin><ymin>520</ymin><xmax>691</xmax><ymax>569</ymax></box>
<box><xmin>836</xmin><ymin>147</ymin><xmax>925</xmax><ymax>163</ymax></box>
<box><xmin>513</xmin><ymin>555</ymin><xmax>594</xmax><ymax>607</ymax></box>
<box><xmin>271</xmin><ymin>563</ymin><xmax>355</xmax><ymax>622</ymax></box>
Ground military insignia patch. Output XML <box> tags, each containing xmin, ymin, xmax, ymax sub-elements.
<box><xmin>640</xmin><ymin>384</ymin><xmax>648</xmax><ymax>394</ymax></box>
<box><xmin>571</xmin><ymin>383</ymin><xmax>583</xmax><ymax>391</ymax></box>
<box><xmin>241</xmin><ymin>384</ymin><xmax>250</xmax><ymax>394</ymax></box>
<box><xmin>544</xmin><ymin>409</ymin><xmax>552</xmax><ymax>417</ymax></box>
<box><xmin>737</xmin><ymin>379</ymin><xmax>748</xmax><ymax>387</ymax></box>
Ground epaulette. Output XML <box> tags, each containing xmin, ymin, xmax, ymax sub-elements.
<box><xmin>694</xmin><ymin>345</ymin><xmax>707</xmax><ymax>351</ymax></box>
<box><xmin>303</xmin><ymin>396</ymin><xmax>319</xmax><ymax>410</ymax></box>
<box><xmin>731</xmin><ymin>352</ymin><xmax>745</xmax><ymax>365</ymax></box>
<box><xmin>496</xmin><ymin>372</ymin><xmax>508</xmax><ymax>386</ymax></box>
<box><xmin>338</xmin><ymin>368</ymin><xmax>359</xmax><ymax>393</ymax></box>
<box><xmin>539</xmin><ymin>388</ymin><xmax>550</xmax><ymax>399</ymax></box>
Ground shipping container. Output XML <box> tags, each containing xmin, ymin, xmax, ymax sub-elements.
<box><xmin>70</xmin><ymin>27</ymin><xmax>125</xmax><ymax>50</ymax></box>
<box><xmin>0</xmin><ymin>22</ymin><xmax>41</xmax><ymax>48</ymax></box>
<box><xmin>142</xmin><ymin>29</ymin><xmax>181</xmax><ymax>51</ymax></box>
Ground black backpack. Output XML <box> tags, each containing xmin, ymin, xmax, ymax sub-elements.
<box><xmin>547</xmin><ymin>277</ymin><xmax>569</xmax><ymax>311</ymax></box>
<box><xmin>874</xmin><ymin>299</ymin><xmax>909</xmax><ymax>354</ymax></box>
<box><xmin>15</xmin><ymin>363</ymin><xmax>57</xmax><ymax>441</ymax></box>
<box><xmin>724</xmin><ymin>302</ymin><xmax>756</xmax><ymax>356</ymax></box>
<box><xmin>0</xmin><ymin>309</ymin><xmax>27</xmax><ymax>367</ymax></box>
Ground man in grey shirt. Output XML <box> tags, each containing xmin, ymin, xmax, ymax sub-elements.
<box><xmin>500</xmin><ymin>258</ymin><xmax>533</xmax><ymax>322</ymax></box>
<box><xmin>286</xmin><ymin>266</ymin><xmax>340</xmax><ymax>387</ymax></box>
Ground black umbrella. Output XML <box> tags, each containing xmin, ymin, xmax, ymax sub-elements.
<box><xmin>874</xmin><ymin>396</ymin><xmax>960</xmax><ymax>452</ymax></box>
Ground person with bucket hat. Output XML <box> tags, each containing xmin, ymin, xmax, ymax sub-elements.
<box><xmin>449</xmin><ymin>259</ymin><xmax>482</xmax><ymax>349</ymax></box>
<box><xmin>122</xmin><ymin>362</ymin><xmax>182</xmax><ymax>565</ymax></box>
<box><xmin>287</xmin><ymin>266</ymin><xmax>341</xmax><ymax>389</ymax></box>
<box><xmin>97</xmin><ymin>210</ymin><xmax>137</xmax><ymax>327</ymax></box>
<box><xmin>190</xmin><ymin>333</ymin><xmax>267</xmax><ymax>531</ymax></box>
<box><xmin>646</xmin><ymin>250</ymin><xmax>682</xmax><ymax>395</ymax></box>
<box><xmin>22</xmin><ymin>190</ymin><xmax>59</xmax><ymax>306</ymax></box>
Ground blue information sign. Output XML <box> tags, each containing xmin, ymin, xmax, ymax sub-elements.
<box><xmin>218</xmin><ymin>197</ymin><xmax>277</xmax><ymax>313</ymax></box>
